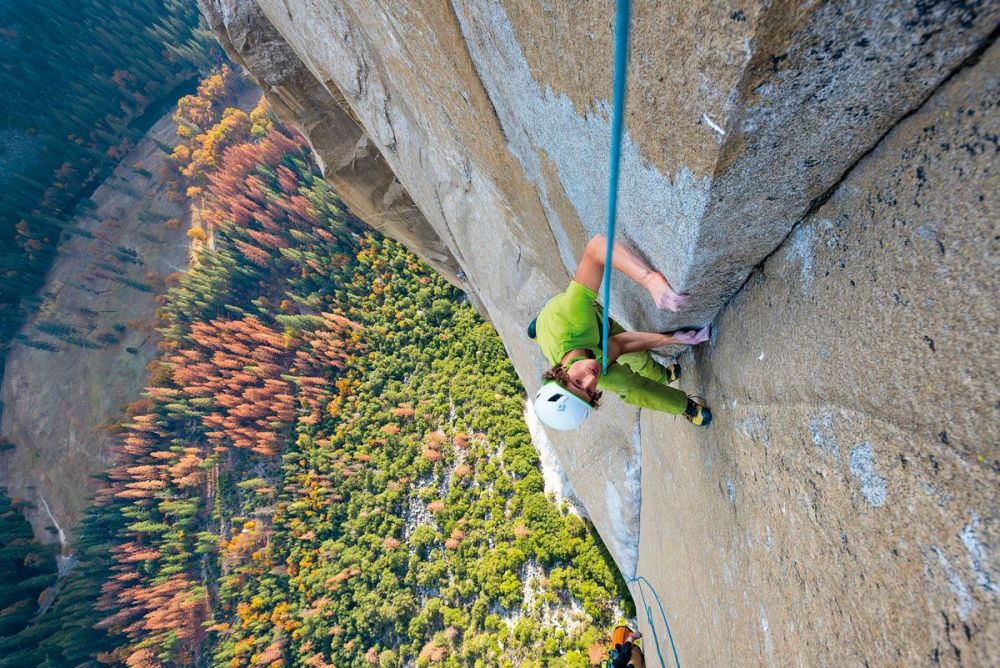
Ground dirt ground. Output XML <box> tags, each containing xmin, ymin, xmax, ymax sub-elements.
<box><xmin>1</xmin><ymin>88</ymin><xmax>264</xmax><ymax>552</ymax></box>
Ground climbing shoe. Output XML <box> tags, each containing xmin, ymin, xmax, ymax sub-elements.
<box><xmin>664</xmin><ymin>362</ymin><xmax>681</xmax><ymax>384</ymax></box>
<box><xmin>683</xmin><ymin>397</ymin><xmax>712</xmax><ymax>427</ymax></box>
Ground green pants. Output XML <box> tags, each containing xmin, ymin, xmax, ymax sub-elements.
<box><xmin>596</xmin><ymin>307</ymin><xmax>687</xmax><ymax>415</ymax></box>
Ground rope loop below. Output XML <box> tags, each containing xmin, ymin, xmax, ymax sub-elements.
<box><xmin>628</xmin><ymin>574</ymin><xmax>680</xmax><ymax>668</ymax></box>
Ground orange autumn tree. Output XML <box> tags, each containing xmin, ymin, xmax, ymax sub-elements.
<box><xmin>170</xmin><ymin>313</ymin><xmax>357</xmax><ymax>456</ymax></box>
<box><xmin>95</xmin><ymin>310</ymin><xmax>359</xmax><ymax>665</ymax></box>
<box><xmin>95</xmin><ymin>409</ymin><xmax>211</xmax><ymax>666</ymax></box>
<box><xmin>168</xmin><ymin>65</ymin><xmax>272</xmax><ymax>194</ymax></box>
<box><xmin>88</xmin><ymin>83</ymin><xmax>360</xmax><ymax>665</ymax></box>
<box><xmin>171</xmin><ymin>316</ymin><xmax>297</xmax><ymax>456</ymax></box>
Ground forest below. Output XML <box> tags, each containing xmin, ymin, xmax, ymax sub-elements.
<box><xmin>0</xmin><ymin>60</ymin><xmax>631</xmax><ymax>667</ymax></box>
<box><xmin>0</xmin><ymin>0</ymin><xmax>216</xmax><ymax>371</ymax></box>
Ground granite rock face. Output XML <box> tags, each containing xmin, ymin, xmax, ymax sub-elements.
<box><xmin>637</xmin><ymin>42</ymin><xmax>999</xmax><ymax>665</ymax></box>
<box><xmin>202</xmin><ymin>0</ymin><xmax>999</xmax><ymax>662</ymax></box>
<box><xmin>200</xmin><ymin>0</ymin><xmax>467</xmax><ymax>292</ymax></box>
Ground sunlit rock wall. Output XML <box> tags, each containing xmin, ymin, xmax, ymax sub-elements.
<box><xmin>202</xmin><ymin>0</ymin><xmax>999</xmax><ymax>662</ymax></box>
<box><xmin>637</xmin><ymin>41</ymin><xmax>999</xmax><ymax>665</ymax></box>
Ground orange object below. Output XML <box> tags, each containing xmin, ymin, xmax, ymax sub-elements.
<box><xmin>610</xmin><ymin>623</ymin><xmax>644</xmax><ymax>668</ymax></box>
<box><xmin>612</xmin><ymin>624</ymin><xmax>637</xmax><ymax>646</ymax></box>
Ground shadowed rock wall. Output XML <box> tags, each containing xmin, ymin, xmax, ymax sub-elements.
<box><xmin>200</xmin><ymin>0</ymin><xmax>468</xmax><ymax>293</ymax></box>
<box><xmin>201</xmin><ymin>0</ymin><xmax>999</xmax><ymax>662</ymax></box>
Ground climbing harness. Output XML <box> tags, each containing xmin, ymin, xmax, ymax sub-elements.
<box><xmin>601</xmin><ymin>0</ymin><xmax>631</xmax><ymax>374</ymax></box>
<box><xmin>628</xmin><ymin>574</ymin><xmax>681</xmax><ymax>668</ymax></box>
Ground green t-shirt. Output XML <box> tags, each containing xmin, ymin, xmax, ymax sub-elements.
<box><xmin>535</xmin><ymin>281</ymin><xmax>686</xmax><ymax>415</ymax></box>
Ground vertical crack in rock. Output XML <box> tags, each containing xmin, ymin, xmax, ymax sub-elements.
<box><xmin>623</xmin><ymin>413</ymin><xmax>643</xmax><ymax>577</ymax></box>
<box><xmin>445</xmin><ymin>0</ymin><xmax>510</xmax><ymax>147</ymax></box>
<box><xmin>722</xmin><ymin>22</ymin><xmax>1000</xmax><ymax>310</ymax></box>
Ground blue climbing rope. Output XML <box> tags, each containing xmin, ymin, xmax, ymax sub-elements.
<box><xmin>598</xmin><ymin>5</ymin><xmax>681</xmax><ymax>665</ymax></box>
<box><xmin>628</xmin><ymin>574</ymin><xmax>681</xmax><ymax>668</ymax></box>
<box><xmin>601</xmin><ymin>0</ymin><xmax>631</xmax><ymax>375</ymax></box>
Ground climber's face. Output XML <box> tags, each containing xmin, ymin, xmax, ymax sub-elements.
<box><xmin>564</xmin><ymin>358</ymin><xmax>601</xmax><ymax>404</ymax></box>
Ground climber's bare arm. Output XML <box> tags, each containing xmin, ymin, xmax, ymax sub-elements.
<box><xmin>606</xmin><ymin>326</ymin><xmax>710</xmax><ymax>363</ymax></box>
<box><xmin>575</xmin><ymin>234</ymin><xmax>688</xmax><ymax>311</ymax></box>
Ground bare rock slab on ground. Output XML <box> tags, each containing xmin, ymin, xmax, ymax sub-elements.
<box><xmin>0</xmin><ymin>112</ymin><xmax>193</xmax><ymax>548</ymax></box>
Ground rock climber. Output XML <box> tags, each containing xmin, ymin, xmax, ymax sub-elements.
<box><xmin>530</xmin><ymin>234</ymin><xmax>712</xmax><ymax>430</ymax></box>
<box><xmin>605</xmin><ymin>621</ymin><xmax>645</xmax><ymax>668</ymax></box>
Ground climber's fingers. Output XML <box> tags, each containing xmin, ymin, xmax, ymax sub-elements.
<box><xmin>654</xmin><ymin>285</ymin><xmax>689</xmax><ymax>312</ymax></box>
<box><xmin>668</xmin><ymin>324</ymin><xmax>710</xmax><ymax>345</ymax></box>
<box><xmin>690</xmin><ymin>324</ymin><xmax>711</xmax><ymax>344</ymax></box>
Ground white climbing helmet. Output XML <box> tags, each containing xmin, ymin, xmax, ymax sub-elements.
<box><xmin>533</xmin><ymin>381</ymin><xmax>592</xmax><ymax>431</ymax></box>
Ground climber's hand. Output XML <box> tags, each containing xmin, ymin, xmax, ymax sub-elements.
<box><xmin>671</xmin><ymin>325</ymin><xmax>710</xmax><ymax>346</ymax></box>
<box><xmin>644</xmin><ymin>272</ymin><xmax>688</xmax><ymax>312</ymax></box>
